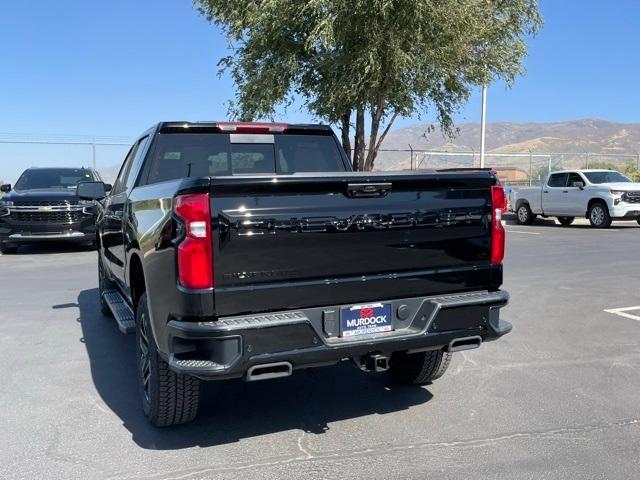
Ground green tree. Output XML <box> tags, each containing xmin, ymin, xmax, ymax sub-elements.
<box><xmin>623</xmin><ymin>160</ymin><xmax>640</xmax><ymax>181</ymax></box>
<box><xmin>196</xmin><ymin>0</ymin><xmax>542</xmax><ymax>170</ymax></box>
<box><xmin>588</xmin><ymin>161</ymin><xmax>618</xmax><ymax>171</ymax></box>
<box><xmin>587</xmin><ymin>160</ymin><xmax>640</xmax><ymax>181</ymax></box>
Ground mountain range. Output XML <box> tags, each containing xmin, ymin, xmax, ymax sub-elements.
<box><xmin>97</xmin><ymin>119</ymin><xmax>640</xmax><ymax>181</ymax></box>
<box><xmin>375</xmin><ymin>119</ymin><xmax>640</xmax><ymax>171</ymax></box>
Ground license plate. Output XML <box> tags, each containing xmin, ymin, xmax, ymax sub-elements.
<box><xmin>341</xmin><ymin>303</ymin><xmax>393</xmax><ymax>337</ymax></box>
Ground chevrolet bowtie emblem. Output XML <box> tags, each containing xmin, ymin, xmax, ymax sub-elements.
<box><xmin>39</xmin><ymin>206</ymin><xmax>53</xmax><ymax>212</ymax></box>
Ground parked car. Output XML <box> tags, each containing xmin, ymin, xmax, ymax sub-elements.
<box><xmin>79</xmin><ymin>121</ymin><xmax>511</xmax><ymax>427</ymax></box>
<box><xmin>0</xmin><ymin>167</ymin><xmax>105</xmax><ymax>253</ymax></box>
<box><xmin>512</xmin><ymin>169</ymin><xmax>640</xmax><ymax>228</ymax></box>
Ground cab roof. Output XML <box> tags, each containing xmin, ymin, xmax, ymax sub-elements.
<box><xmin>551</xmin><ymin>169</ymin><xmax>616</xmax><ymax>174</ymax></box>
<box><xmin>157</xmin><ymin>121</ymin><xmax>333</xmax><ymax>135</ymax></box>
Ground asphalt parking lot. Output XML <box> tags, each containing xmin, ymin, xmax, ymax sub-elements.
<box><xmin>1</xmin><ymin>218</ymin><xmax>640</xmax><ymax>480</ymax></box>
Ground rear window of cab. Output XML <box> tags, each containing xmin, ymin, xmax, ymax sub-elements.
<box><xmin>142</xmin><ymin>133</ymin><xmax>347</xmax><ymax>185</ymax></box>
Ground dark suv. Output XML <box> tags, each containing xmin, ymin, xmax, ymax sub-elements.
<box><xmin>0</xmin><ymin>167</ymin><xmax>105</xmax><ymax>253</ymax></box>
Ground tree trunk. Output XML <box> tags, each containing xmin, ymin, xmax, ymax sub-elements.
<box><xmin>340</xmin><ymin>112</ymin><xmax>351</xmax><ymax>161</ymax></box>
<box><xmin>364</xmin><ymin>105</ymin><xmax>383</xmax><ymax>171</ymax></box>
<box><xmin>353</xmin><ymin>106</ymin><xmax>365</xmax><ymax>171</ymax></box>
<box><xmin>365</xmin><ymin>110</ymin><xmax>399</xmax><ymax>172</ymax></box>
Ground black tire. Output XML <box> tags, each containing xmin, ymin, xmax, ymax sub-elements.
<box><xmin>557</xmin><ymin>216</ymin><xmax>575</xmax><ymax>226</ymax></box>
<box><xmin>389</xmin><ymin>349</ymin><xmax>452</xmax><ymax>385</ymax></box>
<box><xmin>636</xmin><ymin>218</ymin><xmax>640</xmax><ymax>226</ymax></box>
<box><xmin>98</xmin><ymin>256</ymin><xmax>112</xmax><ymax>316</ymax></box>
<box><xmin>588</xmin><ymin>202</ymin><xmax>612</xmax><ymax>228</ymax></box>
<box><xmin>0</xmin><ymin>243</ymin><xmax>18</xmax><ymax>254</ymax></box>
<box><xmin>136</xmin><ymin>292</ymin><xmax>201</xmax><ymax>427</ymax></box>
<box><xmin>516</xmin><ymin>203</ymin><xmax>535</xmax><ymax>225</ymax></box>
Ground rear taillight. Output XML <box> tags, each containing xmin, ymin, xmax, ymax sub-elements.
<box><xmin>491</xmin><ymin>185</ymin><xmax>506</xmax><ymax>265</ymax></box>
<box><xmin>174</xmin><ymin>193</ymin><xmax>214</xmax><ymax>289</ymax></box>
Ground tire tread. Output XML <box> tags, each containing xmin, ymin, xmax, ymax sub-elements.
<box><xmin>137</xmin><ymin>293</ymin><xmax>201</xmax><ymax>427</ymax></box>
<box><xmin>390</xmin><ymin>350</ymin><xmax>452</xmax><ymax>385</ymax></box>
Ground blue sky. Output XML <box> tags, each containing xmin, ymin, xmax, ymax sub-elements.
<box><xmin>1</xmin><ymin>0</ymin><xmax>639</xmax><ymax>181</ymax></box>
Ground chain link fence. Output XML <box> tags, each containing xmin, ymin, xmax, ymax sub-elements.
<box><xmin>0</xmin><ymin>136</ymin><xmax>133</xmax><ymax>185</ymax></box>
<box><xmin>373</xmin><ymin>148</ymin><xmax>640</xmax><ymax>187</ymax></box>
<box><xmin>1</xmin><ymin>136</ymin><xmax>638</xmax><ymax>189</ymax></box>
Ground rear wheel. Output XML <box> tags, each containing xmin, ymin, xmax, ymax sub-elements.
<box><xmin>588</xmin><ymin>202</ymin><xmax>612</xmax><ymax>228</ymax></box>
<box><xmin>516</xmin><ymin>203</ymin><xmax>535</xmax><ymax>225</ymax></box>
<box><xmin>557</xmin><ymin>216</ymin><xmax>575</xmax><ymax>226</ymax></box>
<box><xmin>389</xmin><ymin>350</ymin><xmax>452</xmax><ymax>385</ymax></box>
<box><xmin>0</xmin><ymin>243</ymin><xmax>17</xmax><ymax>254</ymax></box>
<box><xmin>136</xmin><ymin>292</ymin><xmax>201</xmax><ymax>427</ymax></box>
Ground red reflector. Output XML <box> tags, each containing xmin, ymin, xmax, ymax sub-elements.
<box><xmin>174</xmin><ymin>193</ymin><xmax>213</xmax><ymax>289</ymax></box>
<box><xmin>491</xmin><ymin>185</ymin><xmax>506</xmax><ymax>265</ymax></box>
<box><xmin>216</xmin><ymin>122</ymin><xmax>288</xmax><ymax>133</ymax></box>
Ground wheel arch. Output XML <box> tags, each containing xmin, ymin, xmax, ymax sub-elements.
<box><xmin>515</xmin><ymin>199</ymin><xmax>530</xmax><ymax>211</ymax></box>
<box><xmin>128</xmin><ymin>252</ymin><xmax>146</xmax><ymax>312</ymax></box>
<box><xmin>587</xmin><ymin>197</ymin><xmax>610</xmax><ymax>216</ymax></box>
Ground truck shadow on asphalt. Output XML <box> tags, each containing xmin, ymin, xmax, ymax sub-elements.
<box><xmin>77</xmin><ymin>288</ymin><xmax>433</xmax><ymax>450</ymax></box>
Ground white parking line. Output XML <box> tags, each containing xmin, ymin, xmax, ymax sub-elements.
<box><xmin>505</xmin><ymin>230</ymin><xmax>541</xmax><ymax>235</ymax></box>
<box><xmin>604</xmin><ymin>306</ymin><xmax>640</xmax><ymax>322</ymax></box>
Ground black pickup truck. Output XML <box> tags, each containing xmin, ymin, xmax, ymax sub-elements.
<box><xmin>0</xmin><ymin>167</ymin><xmax>103</xmax><ymax>253</ymax></box>
<box><xmin>78</xmin><ymin>121</ymin><xmax>511</xmax><ymax>427</ymax></box>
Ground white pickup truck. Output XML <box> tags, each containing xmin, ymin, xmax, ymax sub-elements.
<box><xmin>512</xmin><ymin>169</ymin><xmax>640</xmax><ymax>228</ymax></box>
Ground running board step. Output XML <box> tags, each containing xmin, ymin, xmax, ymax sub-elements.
<box><xmin>103</xmin><ymin>289</ymin><xmax>136</xmax><ymax>334</ymax></box>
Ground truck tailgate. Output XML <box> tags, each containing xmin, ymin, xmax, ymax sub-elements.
<box><xmin>209</xmin><ymin>172</ymin><xmax>499</xmax><ymax>316</ymax></box>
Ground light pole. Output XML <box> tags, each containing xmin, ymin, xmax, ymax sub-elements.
<box><xmin>479</xmin><ymin>85</ymin><xmax>487</xmax><ymax>168</ymax></box>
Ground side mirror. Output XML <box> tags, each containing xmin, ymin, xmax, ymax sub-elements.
<box><xmin>0</xmin><ymin>184</ymin><xmax>11</xmax><ymax>193</ymax></box>
<box><xmin>572</xmin><ymin>181</ymin><xmax>585</xmax><ymax>190</ymax></box>
<box><xmin>104</xmin><ymin>183</ymin><xmax>113</xmax><ymax>193</ymax></box>
<box><xmin>77</xmin><ymin>181</ymin><xmax>107</xmax><ymax>200</ymax></box>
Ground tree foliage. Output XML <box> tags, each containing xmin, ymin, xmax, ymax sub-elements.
<box><xmin>588</xmin><ymin>161</ymin><xmax>618</xmax><ymax>171</ymax></box>
<box><xmin>195</xmin><ymin>0</ymin><xmax>542</xmax><ymax>170</ymax></box>
<box><xmin>585</xmin><ymin>160</ymin><xmax>640</xmax><ymax>181</ymax></box>
<box><xmin>623</xmin><ymin>160</ymin><xmax>640</xmax><ymax>181</ymax></box>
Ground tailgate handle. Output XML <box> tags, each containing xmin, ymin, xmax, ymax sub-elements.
<box><xmin>346</xmin><ymin>183</ymin><xmax>392</xmax><ymax>198</ymax></box>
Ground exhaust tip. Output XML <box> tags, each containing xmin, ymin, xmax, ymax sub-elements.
<box><xmin>447</xmin><ymin>336</ymin><xmax>482</xmax><ymax>353</ymax></box>
<box><xmin>245</xmin><ymin>362</ymin><xmax>293</xmax><ymax>382</ymax></box>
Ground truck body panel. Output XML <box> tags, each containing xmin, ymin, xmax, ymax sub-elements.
<box><xmin>85</xmin><ymin>121</ymin><xmax>511</xmax><ymax>426</ymax></box>
<box><xmin>209</xmin><ymin>172</ymin><xmax>498</xmax><ymax>316</ymax></box>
